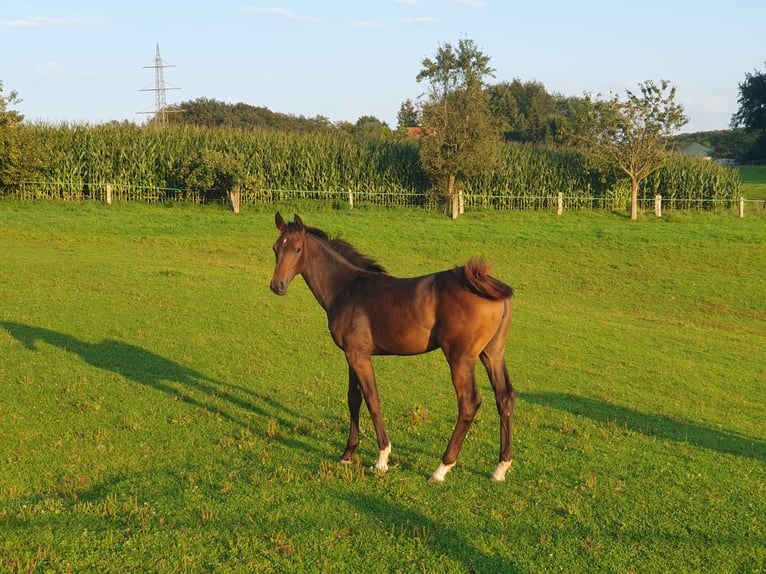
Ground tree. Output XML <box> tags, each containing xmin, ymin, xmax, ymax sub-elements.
<box><xmin>731</xmin><ymin>63</ymin><xmax>766</xmax><ymax>159</ymax></box>
<box><xmin>0</xmin><ymin>81</ymin><xmax>23</xmax><ymax>127</ymax></box>
<box><xmin>0</xmin><ymin>82</ymin><xmax>48</xmax><ymax>194</ymax></box>
<box><xmin>177</xmin><ymin>148</ymin><xmax>254</xmax><ymax>213</ymax></box>
<box><xmin>486</xmin><ymin>81</ymin><xmax>521</xmax><ymax>139</ymax></box>
<box><xmin>572</xmin><ymin>80</ymin><xmax>688</xmax><ymax>220</ymax></box>
<box><xmin>488</xmin><ymin>79</ymin><xmax>562</xmax><ymax>143</ymax></box>
<box><xmin>416</xmin><ymin>38</ymin><xmax>500</xmax><ymax>218</ymax></box>
<box><xmin>163</xmin><ymin>97</ymin><xmax>333</xmax><ymax>132</ymax></box>
<box><xmin>396</xmin><ymin>99</ymin><xmax>419</xmax><ymax>131</ymax></box>
<box><xmin>353</xmin><ymin>115</ymin><xmax>390</xmax><ymax>140</ymax></box>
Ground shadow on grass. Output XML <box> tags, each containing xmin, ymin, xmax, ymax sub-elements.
<box><xmin>1</xmin><ymin>321</ymin><xmax>300</xmax><ymax>429</ymax></box>
<box><xmin>524</xmin><ymin>392</ymin><xmax>766</xmax><ymax>462</ymax></box>
<box><xmin>341</xmin><ymin>491</ymin><xmax>521</xmax><ymax>573</ymax></box>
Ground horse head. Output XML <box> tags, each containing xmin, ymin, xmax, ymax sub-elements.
<box><xmin>270</xmin><ymin>212</ymin><xmax>307</xmax><ymax>295</ymax></box>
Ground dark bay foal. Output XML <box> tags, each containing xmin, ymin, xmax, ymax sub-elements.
<box><xmin>270</xmin><ymin>213</ymin><xmax>515</xmax><ymax>482</ymax></box>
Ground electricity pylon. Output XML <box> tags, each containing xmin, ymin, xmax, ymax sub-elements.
<box><xmin>139</xmin><ymin>44</ymin><xmax>180</xmax><ymax>125</ymax></box>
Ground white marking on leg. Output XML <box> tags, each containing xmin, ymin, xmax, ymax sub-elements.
<box><xmin>428</xmin><ymin>461</ymin><xmax>455</xmax><ymax>483</ymax></box>
<box><xmin>374</xmin><ymin>444</ymin><xmax>391</xmax><ymax>473</ymax></box>
<box><xmin>490</xmin><ymin>460</ymin><xmax>512</xmax><ymax>482</ymax></box>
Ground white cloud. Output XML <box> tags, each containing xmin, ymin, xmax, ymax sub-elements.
<box><xmin>6</xmin><ymin>16</ymin><xmax>98</xmax><ymax>29</ymax></box>
<box><xmin>401</xmin><ymin>17</ymin><xmax>437</xmax><ymax>25</ymax></box>
<box><xmin>352</xmin><ymin>20</ymin><xmax>391</xmax><ymax>29</ymax></box>
<box><xmin>454</xmin><ymin>0</ymin><xmax>487</xmax><ymax>7</ymax></box>
<box><xmin>240</xmin><ymin>7</ymin><xmax>319</xmax><ymax>22</ymax></box>
<box><xmin>34</xmin><ymin>61</ymin><xmax>60</xmax><ymax>77</ymax></box>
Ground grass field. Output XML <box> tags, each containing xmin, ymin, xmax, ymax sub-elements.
<box><xmin>1</xmin><ymin>202</ymin><xmax>764</xmax><ymax>573</ymax></box>
<box><xmin>739</xmin><ymin>164</ymin><xmax>766</xmax><ymax>201</ymax></box>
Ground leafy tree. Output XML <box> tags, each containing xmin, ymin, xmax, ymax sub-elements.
<box><xmin>488</xmin><ymin>79</ymin><xmax>562</xmax><ymax>143</ymax></box>
<box><xmin>731</xmin><ymin>63</ymin><xmax>766</xmax><ymax>158</ymax></box>
<box><xmin>416</xmin><ymin>38</ymin><xmax>500</xmax><ymax>218</ymax></box>
<box><xmin>0</xmin><ymin>82</ymin><xmax>48</xmax><ymax>194</ymax></box>
<box><xmin>0</xmin><ymin>81</ymin><xmax>23</xmax><ymax>128</ymax></box>
<box><xmin>334</xmin><ymin>116</ymin><xmax>391</xmax><ymax>141</ymax></box>
<box><xmin>486</xmin><ymin>81</ymin><xmax>521</xmax><ymax>139</ymax></box>
<box><xmin>177</xmin><ymin>148</ymin><xmax>254</xmax><ymax>212</ymax></box>
<box><xmin>554</xmin><ymin>94</ymin><xmax>591</xmax><ymax>143</ymax></box>
<box><xmin>163</xmin><ymin>97</ymin><xmax>333</xmax><ymax>133</ymax></box>
<box><xmin>572</xmin><ymin>79</ymin><xmax>688</xmax><ymax>220</ymax></box>
<box><xmin>396</xmin><ymin>99</ymin><xmax>419</xmax><ymax>131</ymax></box>
<box><xmin>353</xmin><ymin>115</ymin><xmax>391</xmax><ymax>140</ymax></box>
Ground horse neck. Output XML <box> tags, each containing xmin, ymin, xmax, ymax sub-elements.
<box><xmin>301</xmin><ymin>234</ymin><xmax>363</xmax><ymax>311</ymax></box>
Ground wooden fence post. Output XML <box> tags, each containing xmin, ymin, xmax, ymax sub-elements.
<box><xmin>228</xmin><ymin>189</ymin><xmax>240</xmax><ymax>214</ymax></box>
<box><xmin>557</xmin><ymin>192</ymin><xmax>563</xmax><ymax>216</ymax></box>
<box><xmin>348</xmin><ymin>189</ymin><xmax>354</xmax><ymax>209</ymax></box>
<box><xmin>106</xmin><ymin>183</ymin><xmax>113</xmax><ymax>205</ymax></box>
<box><xmin>655</xmin><ymin>195</ymin><xmax>662</xmax><ymax>218</ymax></box>
<box><xmin>739</xmin><ymin>197</ymin><xmax>744</xmax><ymax>218</ymax></box>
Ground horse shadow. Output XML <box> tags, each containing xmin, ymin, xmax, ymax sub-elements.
<box><xmin>340</xmin><ymin>490</ymin><xmax>522</xmax><ymax>573</ymax></box>
<box><xmin>523</xmin><ymin>392</ymin><xmax>766</xmax><ymax>463</ymax></box>
<box><xmin>0</xmin><ymin>321</ymin><xmax>299</xmax><ymax>429</ymax></box>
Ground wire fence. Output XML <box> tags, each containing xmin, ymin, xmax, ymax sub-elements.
<box><xmin>8</xmin><ymin>181</ymin><xmax>766</xmax><ymax>215</ymax></box>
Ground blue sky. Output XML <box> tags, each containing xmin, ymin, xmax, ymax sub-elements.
<box><xmin>2</xmin><ymin>1</ymin><xmax>764</xmax><ymax>133</ymax></box>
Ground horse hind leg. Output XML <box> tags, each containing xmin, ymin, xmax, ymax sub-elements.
<box><xmin>480</xmin><ymin>346</ymin><xmax>515</xmax><ymax>482</ymax></box>
<box><xmin>340</xmin><ymin>366</ymin><xmax>363</xmax><ymax>464</ymax></box>
<box><xmin>429</xmin><ymin>356</ymin><xmax>481</xmax><ymax>483</ymax></box>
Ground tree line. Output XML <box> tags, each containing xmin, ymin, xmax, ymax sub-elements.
<box><xmin>1</xmin><ymin>45</ymin><xmax>764</xmax><ymax>218</ymax></box>
<box><xmin>158</xmin><ymin>82</ymin><xmax>759</xmax><ymax>163</ymax></box>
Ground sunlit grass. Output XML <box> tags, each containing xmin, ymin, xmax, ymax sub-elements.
<box><xmin>0</xmin><ymin>201</ymin><xmax>764</xmax><ymax>572</ymax></box>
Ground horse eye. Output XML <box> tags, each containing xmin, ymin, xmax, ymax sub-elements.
<box><xmin>295</xmin><ymin>247</ymin><xmax>302</xmax><ymax>253</ymax></box>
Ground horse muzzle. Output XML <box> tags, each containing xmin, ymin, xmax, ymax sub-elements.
<box><xmin>270</xmin><ymin>278</ymin><xmax>289</xmax><ymax>295</ymax></box>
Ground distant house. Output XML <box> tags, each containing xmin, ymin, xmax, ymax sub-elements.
<box><xmin>406</xmin><ymin>126</ymin><xmax>435</xmax><ymax>138</ymax></box>
<box><xmin>681</xmin><ymin>142</ymin><xmax>714</xmax><ymax>160</ymax></box>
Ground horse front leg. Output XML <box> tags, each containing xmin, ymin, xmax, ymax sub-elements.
<box><xmin>340</xmin><ymin>366</ymin><xmax>362</xmax><ymax>463</ymax></box>
<box><xmin>345</xmin><ymin>352</ymin><xmax>391</xmax><ymax>473</ymax></box>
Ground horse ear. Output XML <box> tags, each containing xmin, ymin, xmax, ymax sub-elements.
<box><xmin>275</xmin><ymin>212</ymin><xmax>286</xmax><ymax>231</ymax></box>
<box><xmin>293</xmin><ymin>214</ymin><xmax>304</xmax><ymax>230</ymax></box>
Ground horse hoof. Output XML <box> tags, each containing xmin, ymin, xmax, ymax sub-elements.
<box><xmin>339</xmin><ymin>458</ymin><xmax>352</xmax><ymax>465</ymax></box>
<box><xmin>490</xmin><ymin>460</ymin><xmax>512</xmax><ymax>482</ymax></box>
<box><xmin>429</xmin><ymin>461</ymin><xmax>455</xmax><ymax>483</ymax></box>
<box><xmin>373</xmin><ymin>444</ymin><xmax>391</xmax><ymax>473</ymax></box>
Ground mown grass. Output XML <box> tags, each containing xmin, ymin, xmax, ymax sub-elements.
<box><xmin>1</xmin><ymin>202</ymin><xmax>764</xmax><ymax>573</ymax></box>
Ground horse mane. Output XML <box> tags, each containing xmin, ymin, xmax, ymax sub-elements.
<box><xmin>302</xmin><ymin>224</ymin><xmax>388</xmax><ymax>275</ymax></box>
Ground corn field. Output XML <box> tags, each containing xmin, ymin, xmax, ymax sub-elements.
<box><xmin>462</xmin><ymin>146</ymin><xmax>601</xmax><ymax>210</ymax></box>
<box><xmin>643</xmin><ymin>154</ymin><xmax>742</xmax><ymax>209</ymax></box>
<box><xmin>7</xmin><ymin>123</ymin><xmax>741</xmax><ymax>211</ymax></box>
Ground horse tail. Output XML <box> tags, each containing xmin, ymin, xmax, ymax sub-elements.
<box><xmin>459</xmin><ymin>258</ymin><xmax>514</xmax><ymax>300</ymax></box>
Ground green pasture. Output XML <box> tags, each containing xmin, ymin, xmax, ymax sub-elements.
<box><xmin>1</xmin><ymin>202</ymin><xmax>764</xmax><ymax>573</ymax></box>
<box><xmin>739</xmin><ymin>164</ymin><xmax>766</xmax><ymax>201</ymax></box>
